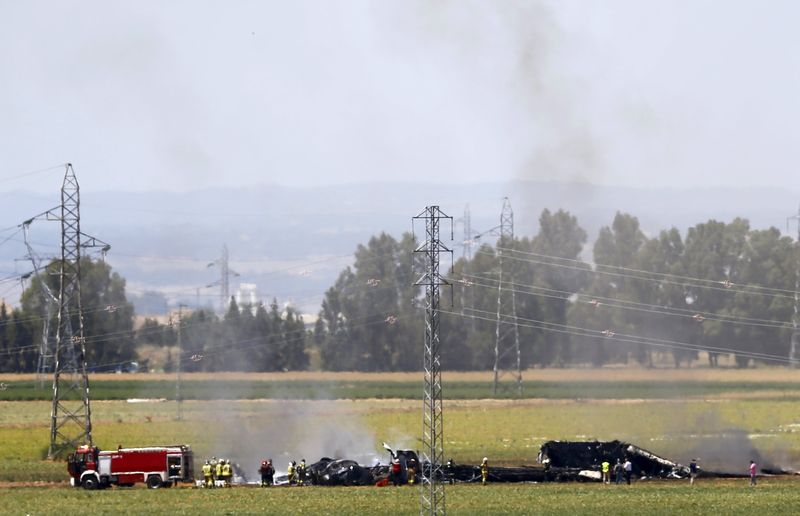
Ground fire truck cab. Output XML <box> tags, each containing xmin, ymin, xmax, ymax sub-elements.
<box><xmin>68</xmin><ymin>444</ymin><xmax>194</xmax><ymax>489</ymax></box>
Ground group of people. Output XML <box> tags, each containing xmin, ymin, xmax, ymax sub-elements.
<box><xmin>601</xmin><ymin>457</ymin><xmax>759</xmax><ymax>486</ymax></box>
<box><xmin>389</xmin><ymin>456</ymin><xmax>419</xmax><ymax>486</ymax></box>
<box><xmin>201</xmin><ymin>457</ymin><xmax>234</xmax><ymax>488</ymax></box>
<box><xmin>600</xmin><ymin>458</ymin><xmax>633</xmax><ymax>485</ymax></box>
<box><xmin>285</xmin><ymin>459</ymin><xmax>308</xmax><ymax>486</ymax></box>
<box><xmin>258</xmin><ymin>459</ymin><xmax>275</xmax><ymax>487</ymax></box>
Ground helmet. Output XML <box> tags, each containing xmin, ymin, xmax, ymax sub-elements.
<box><xmin>205</xmin><ymin>460</ymin><xmax>209</xmax><ymax>465</ymax></box>
<box><xmin>482</xmin><ymin>457</ymin><xmax>488</xmax><ymax>463</ymax></box>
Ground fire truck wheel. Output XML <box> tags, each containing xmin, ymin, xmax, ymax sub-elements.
<box><xmin>81</xmin><ymin>476</ymin><xmax>99</xmax><ymax>490</ymax></box>
<box><xmin>146</xmin><ymin>475</ymin><xmax>163</xmax><ymax>489</ymax></box>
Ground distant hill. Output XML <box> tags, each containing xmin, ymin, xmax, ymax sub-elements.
<box><xmin>1</xmin><ymin>181</ymin><xmax>797</xmax><ymax>315</ymax></box>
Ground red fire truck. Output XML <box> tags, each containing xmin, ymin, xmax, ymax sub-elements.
<box><xmin>67</xmin><ymin>444</ymin><xmax>194</xmax><ymax>489</ymax></box>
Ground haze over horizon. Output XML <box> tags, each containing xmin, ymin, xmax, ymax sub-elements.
<box><xmin>2</xmin><ymin>1</ymin><xmax>800</xmax><ymax>195</ymax></box>
<box><xmin>3</xmin><ymin>1</ymin><xmax>800</xmax><ymax>315</ymax></box>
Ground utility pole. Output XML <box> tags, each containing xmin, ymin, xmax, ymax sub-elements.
<box><xmin>176</xmin><ymin>305</ymin><xmax>184</xmax><ymax>420</ymax></box>
<box><xmin>413</xmin><ymin>206</ymin><xmax>452</xmax><ymax>516</ymax></box>
<box><xmin>789</xmin><ymin>205</ymin><xmax>800</xmax><ymax>366</ymax></box>
<box><xmin>48</xmin><ymin>164</ymin><xmax>91</xmax><ymax>459</ymax></box>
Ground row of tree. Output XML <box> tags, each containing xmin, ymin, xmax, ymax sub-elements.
<box><xmin>314</xmin><ymin>211</ymin><xmax>797</xmax><ymax>370</ymax></box>
<box><xmin>0</xmin><ymin>210</ymin><xmax>797</xmax><ymax>372</ymax></box>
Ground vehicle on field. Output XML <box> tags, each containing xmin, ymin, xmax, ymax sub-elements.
<box><xmin>67</xmin><ymin>444</ymin><xmax>194</xmax><ymax>489</ymax></box>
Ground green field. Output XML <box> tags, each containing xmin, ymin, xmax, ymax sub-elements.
<box><xmin>2</xmin><ymin>369</ymin><xmax>800</xmax><ymax>514</ymax></box>
<box><xmin>5</xmin><ymin>480</ymin><xmax>799</xmax><ymax>515</ymax></box>
<box><xmin>3</xmin><ymin>378</ymin><xmax>800</xmax><ymax>401</ymax></box>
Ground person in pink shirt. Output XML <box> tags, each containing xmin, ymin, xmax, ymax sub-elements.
<box><xmin>749</xmin><ymin>460</ymin><xmax>757</xmax><ymax>486</ymax></box>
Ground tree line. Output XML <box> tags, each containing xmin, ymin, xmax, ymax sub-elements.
<box><xmin>314</xmin><ymin>211</ymin><xmax>797</xmax><ymax>370</ymax></box>
<box><xmin>0</xmin><ymin>210</ymin><xmax>796</xmax><ymax>372</ymax></box>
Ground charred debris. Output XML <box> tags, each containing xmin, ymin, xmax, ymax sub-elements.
<box><xmin>267</xmin><ymin>440</ymin><xmax>756</xmax><ymax>486</ymax></box>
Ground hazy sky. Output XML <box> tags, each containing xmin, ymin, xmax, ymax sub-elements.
<box><xmin>2</xmin><ymin>0</ymin><xmax>800</xmax><ymax>193</ymax></box>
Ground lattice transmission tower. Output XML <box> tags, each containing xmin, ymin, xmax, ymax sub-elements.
<box><xmin>48</xmin><ymin>164</ymin><xmax>104</xmax><ymax>458</ymax></box>
<box><xmin>789</xmin><ymin>204</ymin><xmax>800</xmax><ymax>366</ymax></box>
<box><xmin>493</xmin><ymin>197</ymin><xmax>522</xmax><ymax>396</ymax></box>
<box><xmin>413</xmin><ymin>206</ymin><xmax>452</xmax><ymax>516</ymax></box>
<box><xmin>22</xmin><ymin>220</ymin><xmax>58</xmax><ymax>385</ymax></box>
<box><xmin>208</xmin><ymin>244</ymin><xmax>239</xmax><ymax>314</ymax></box>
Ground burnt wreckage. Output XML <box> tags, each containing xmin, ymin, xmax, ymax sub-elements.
<box><xmin>272</xmin><ymin>440</ymin><xmax>745</xmax><ymax>486</ymax></box>
<box><xmin>537</xmin><ymin>440</ymin><xmax>690</xmax><ymax>481</ymax></box>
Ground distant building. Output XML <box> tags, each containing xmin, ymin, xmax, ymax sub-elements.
<box><xmin>235</xmin><ymin>283</ymin><xmax>260</xmax><ymax>314</ymax></box>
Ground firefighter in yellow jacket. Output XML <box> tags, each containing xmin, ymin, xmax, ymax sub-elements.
<box><xmin>222</xmin><ymin>460</ymin><xmax>233</xmax><ymax>487</ymax></box>
<box><xmin>287</xmin><ymin>461</ymin><xmax>296</xmax><ymax>485</ymax></box>
<box><xmin>481</xmin><ymin>457</ymin><xmax>489</xmax><ymax>485</ymax></box>
<box><xmin>202</xmin><ymin>461</ymin><xmax>213</xmax><ymax>488</ymax></box>
<box><xmin>215</xmin><ymin>459</ymin><xmax>224</xmax><ymax>486</ymax></box>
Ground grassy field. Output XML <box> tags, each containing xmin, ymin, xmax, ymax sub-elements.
<box><xmin>3</xmin><ymin>367</ymin><xmax>800</xmax><ymax>401</ymax></box>
<box><xmin>5</xmin><ymin>480</ymin><xmax>799</xmax><ymax>515</ymax></box>
<box><xmin>2</xmin><ymin>368</ymin><xmax>800</xmax><ymax>514</ymax></box>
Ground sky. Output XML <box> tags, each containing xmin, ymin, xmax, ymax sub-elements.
<box><xmin>2</xmin><ymin>0</ymin><xmax>800</xmax><ymax>194</ymax></box>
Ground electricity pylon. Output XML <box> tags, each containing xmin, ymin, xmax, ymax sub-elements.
<box><xmin>413</xmin><ymin>206</ymin><xmax>452</xmax><ymax>516</ymax></box>
<box><xmin>473</xmin><ymin>197</ymin><xmax>522</xmax><ymax>396</ymax></box>
<box><xmin>493</xmin><ymin>198</ymin><xmax>522</xmax><ymax>396</ymax></box>
<box><xmin>208</xmin><ymin>244</ymin><xmax>239</xmax><ymax>314</ymax></box>
<box><xmin>48</xmin><ymin>165</ymin><xmax>95</xmax><ymax>458</ymax></box>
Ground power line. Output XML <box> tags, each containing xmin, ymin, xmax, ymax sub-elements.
<box><xmin>479</xmin><ymin>246</ymin><xmax>797</xmax><ymax>301</ymax></box>
<box><xmin>459</xmin><ymin>272</ymin><xmax>794</xmax><ymax>331</ymax></box>
<box><xmin>450</xmin><ymin>308</ymin><xmax>795</xmax><ymax>366</ymax></box>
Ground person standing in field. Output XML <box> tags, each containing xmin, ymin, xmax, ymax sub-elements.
<box><xmin>297</xmin><ymin>459</ymin><xmax>307</xmax><ymax>486</ymax></box>
<box><xmin>623</xmin><ymin>458</ymin><xmax>632</xmax><ymax>485</ymax></box>
<box><xmin>390</xmin><ymin>459</ymin><xmax>402</xmax><ymax>486</ymax></box>
<box><xmin>215</xmin><ymin>459</ymin><xmax>224</xmax><ymax>486</ymax></box>
<box><xmin>689</xmin><ymin>458</ymin><xmax>698</xmax><ymax>485</ymax></box>
<box><xmin>209</xmin><ymin>456</ymin><xmax>218</xmax><ymax>485</ymax></box>
<box><xmin>202</xmin><ymin>460</ymin><xmax>213</xmax><ymax>488</ymax></box>
<box><xmin>481</xmin><ymin>457</ymin><xmax>489</xmax><ymax>485</ymax></box>
<box><xmin>601</xmin><ymin>460</ymin><xmax>610</xmax><ymax>484</ymax></box>
<box><xmin>749</xmin><ymin>460</ymin><xmax>757</xmax><ymax>486</ymax></box>
<box><xmin>222</xmin><ymin>459</ymin><xmax>233</xmax><ymax>487</ymax></box>
<box><xmin>259</xmin><ymin>459</ymin><xmax>274</xmax><ymax>487</ymax></box>
<box><xmin>614</xmin><ymin>459</ymin><xmax>623</xmax><ymax>485</ymax></box>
